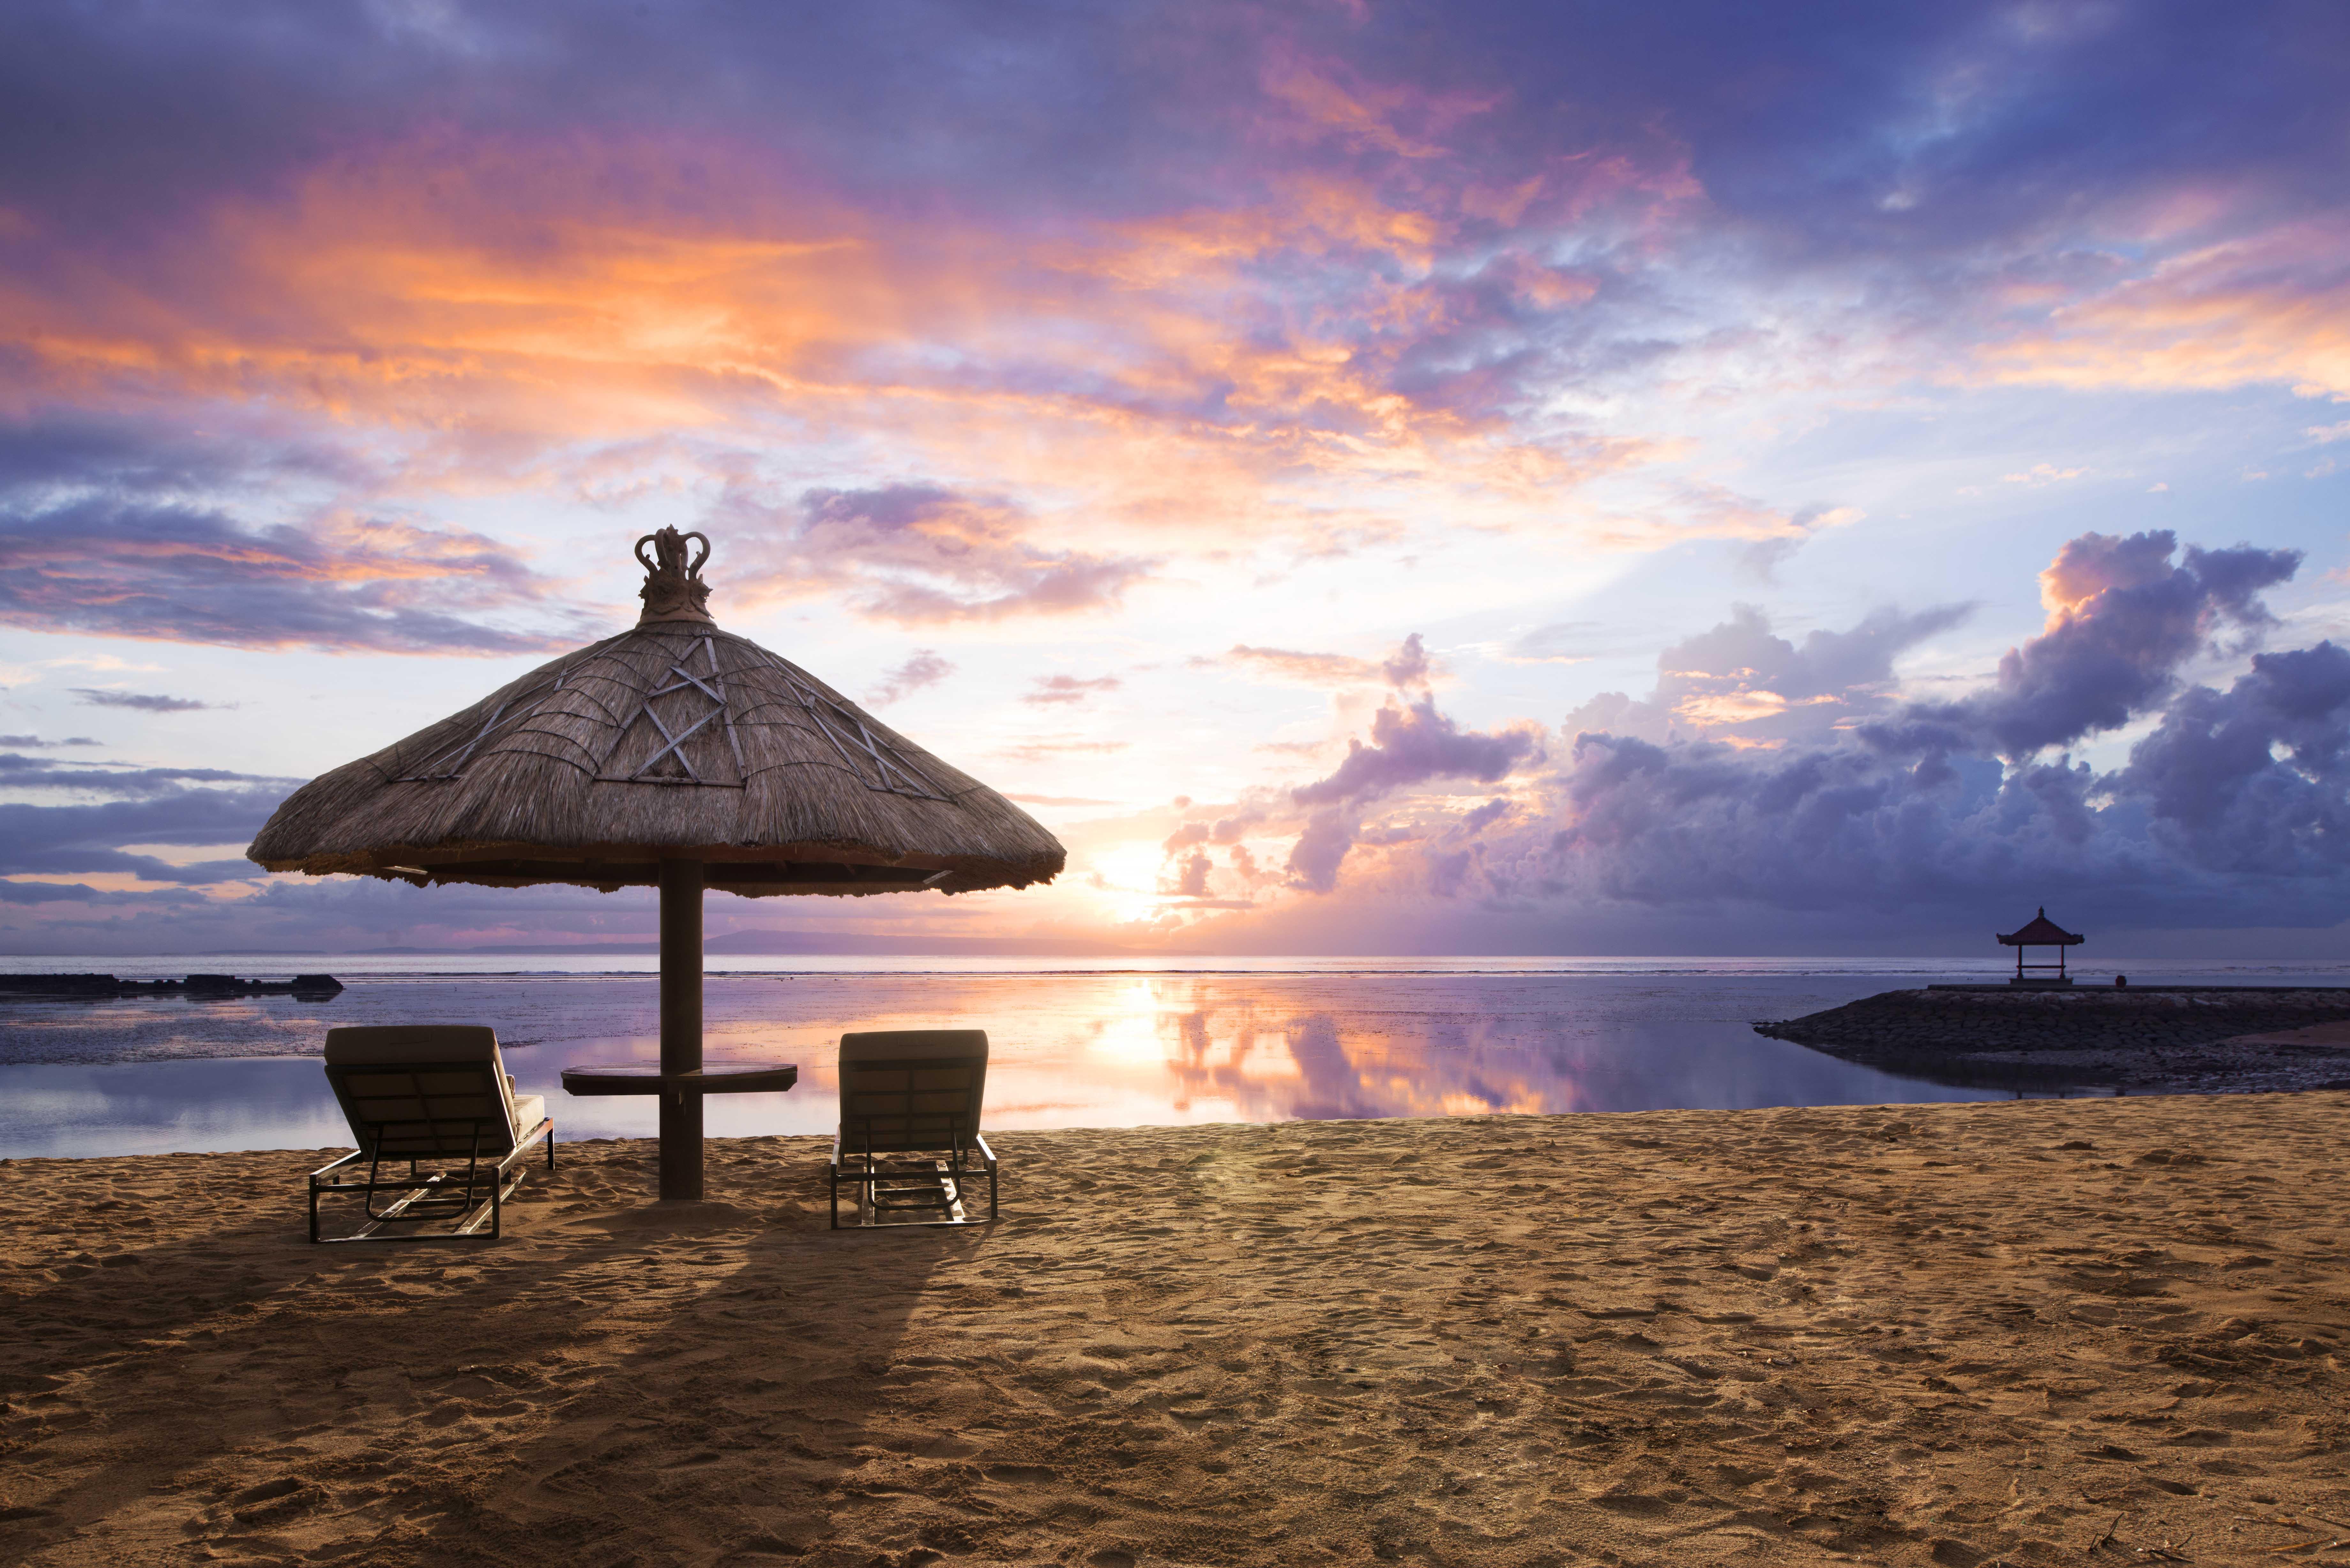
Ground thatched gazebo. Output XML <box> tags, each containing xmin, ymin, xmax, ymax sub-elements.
<box><xmin>1997</xmin><ymin>906</ymin><xmax>2083</xmax><ymax>987</ymax></box>
<box><xmin>248</xmin><ymin>527</ymin><xmax>1064</xmax><ymax>1199</ymax></box>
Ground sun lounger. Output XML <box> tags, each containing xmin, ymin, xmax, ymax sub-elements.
<box><xmin>830</xmin><ymin>1029</ymin><xmax>997</xmax><ymax>1229</ymax></box>
<box><xmin>308</xmin><ymin>1025</ymin><xmax>555</xmax><ymax>1243</ymax></box>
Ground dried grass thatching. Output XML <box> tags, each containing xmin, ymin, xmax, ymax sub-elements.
<box><xmin>248</xmin><ymin>575</ymin><xmax>1065</xmax><ymax>898</ymax></box>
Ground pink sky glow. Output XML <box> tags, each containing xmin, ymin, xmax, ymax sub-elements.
<box><xmin>4</xmin><ymin>2</ymin><xmax>2349</xmax><ymax>956</ymax></box>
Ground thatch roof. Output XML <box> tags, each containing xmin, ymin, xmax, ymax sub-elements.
<box><xmin>1997</xmin><ymin>908</ymin><xmax>2083</xmax><ymax>946</ymax></box>
<box><xmin>246</xmin><ymin>530</ymin><xmax>1065</xmax><ymax>898</ymax></box>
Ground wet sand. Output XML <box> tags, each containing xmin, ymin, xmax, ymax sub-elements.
<box><xmin>4</xmin><ymin>1095</ymin><xmax>2348</xmax><ymax>1566</ymax></box>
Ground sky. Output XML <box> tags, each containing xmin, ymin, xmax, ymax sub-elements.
<box><xmin>4</xmin><ymin>0</ymin><xmax>2349</xmax><ymax>957</ymax></box>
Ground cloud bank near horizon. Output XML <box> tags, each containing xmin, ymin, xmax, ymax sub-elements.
<box><xmin>6</xmin><ymin>529</ymin><xmax>2350</xmax><ymax>954</ymax></box>
<box><xmin>1139</xmin><ymin>530</ymin><xmax>2350</xmax><ymax>950</ymax></box>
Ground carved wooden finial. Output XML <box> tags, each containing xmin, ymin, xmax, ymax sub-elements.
<box><xmin>634</xmin><ymin>527</ymin><xmax>714</xmax><ymax>625</ymax></box>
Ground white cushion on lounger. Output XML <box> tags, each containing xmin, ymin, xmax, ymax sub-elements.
<box><xmin>837</xmin><ymin>1030</ymin><xmax>988</xmax><ymax>1153</ymax></box>
<box><xmin>323</xmin><ymin>1025</ymin><xmax>528</xmax><ymax>1150</ymax></box>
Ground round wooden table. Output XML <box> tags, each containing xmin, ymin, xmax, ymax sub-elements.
<box><xmin>561</xmin><ymin>1059</ymin><xmax>799</xmax><ymax>1104</ymax></box>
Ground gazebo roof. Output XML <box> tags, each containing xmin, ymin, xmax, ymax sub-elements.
<box><xmin>246</xmin><ymin>529</ymin><xmax>1065</xmax><ymax>898</ymax></box>
<box><xmin>1997</xmin><ymin>908</ymin><xmax>2083</xmax><ymax>946</ymax></box>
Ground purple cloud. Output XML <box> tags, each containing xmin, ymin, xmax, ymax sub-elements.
<box><xmin>1431</xmin><ymin>544</ymin><xmax>2340</xmax><ymax>926</ymax></box>
<box><xmin>1023</xmin><ymin>674</ymin><xmax>1123</xmax><ymax>705</ymax></box>
<box><xmin>0</xmin><ymin>773</ymin><xmax>288</xmax><ymax>889</ymax></box>
<box><xmin>0</xmin><ymin>415</ymin><xmax>578</xmax><ymax>653</ymax></box>
<box><xmin>1293</xmin><ymin>696</ymin><xmax>1543</xmax><ymax>808</ymax></box>
<box><xmin>723</xmin><ymin>485</ymin><xmax>1154</xmax><ymax>624</ymax></box>
<box><xmin>0</xmin><ymin>753</ymin><xmax>272</xmax><ymax>795</ymax></box>
<box><xmin>1229</xmin><ymin>527</ymin><xmax>2350</xmax><ymax>934</ymax></box>
<box><xmin>1891</xmin><ymin>531</ymin><xmax>2300</xmax><ymax>758</ymax></box>
<box><xmin>867</xmin><ymin>650</ymin><xmax>954</xmax><ymax>705</ymax></box>
<box><xmin>1453</xmin><ymin>797</ymin><xmax>1511</xmax><ymax>837</ymax></box>
<box><xmin>0</xmin><ymin>504</ymin><xmax>578</xmax><ymax>655</ymax></box>
<box><xmin>72</xmin><ymin>690</ymin><xmax>221</xmax><ymax>713</ymax></box>
<box><xmin>1220</xmin><ymin>634</ymin><xmax>1437</xmax><ymax>689</ymax></box>
<box><xmin>2</xmin><ymin>2</ymin><xmax>2343</xmax><ymax>486</ymax></box>
<box><xmin>1285</xmin><ymin>810</ymin><xmax>1359</xmax><ymax>896</ymax></box>
<box><xmin>1569</xmin><ymin>602</ymin><xmax>1970</xmax><ymax>746</ymax></box>
<box><xmin>2118</xmin><ymin>641</ymin><xmax>2350</xmax><ymax>875</ymax></box>
<box><xmin>0</xmin><ymin>750</ymin><xmax>292</xmax><ymax>901</ymax></box>
<box><xmin>1279</xmin><ymin>695</ymin><xmax>1543</xmax><ymax>891</ymax></box>
<box><xmin>1381</xmin><ymin>633</ymin><xmax>1431</xmax><ymax>688</ymax></box>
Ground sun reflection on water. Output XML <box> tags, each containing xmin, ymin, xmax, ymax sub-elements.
<box><xmin>0</xmin><ymin>969</ymin><xmax>2016</xmax><ymax>1156</ymax></box>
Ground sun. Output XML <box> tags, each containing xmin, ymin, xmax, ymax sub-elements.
<box><xmin>1083</xmin><ymin>841</ymin><xmax>1172</xmax><ymax>925</ymax></box>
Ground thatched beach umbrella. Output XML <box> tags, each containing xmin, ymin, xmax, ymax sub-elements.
<box><xmin>248</xmin><ymin>528</ymin><xmax>1065</xmax><ymax>1198</ymax></box>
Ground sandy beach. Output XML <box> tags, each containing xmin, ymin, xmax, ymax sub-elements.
<box><xmin>5</xmin><ymin>1095</ymin><xmax>2349</xmax><ymax>1566</ymax></box>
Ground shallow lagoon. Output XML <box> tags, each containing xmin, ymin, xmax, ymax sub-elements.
<box><xmin>5</xmin><ymin>959</ymin><xmax>2343</xmax><ymax>1157</ymax></box>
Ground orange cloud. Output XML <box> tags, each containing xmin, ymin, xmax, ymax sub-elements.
<box><xmin>1585</xmin><ymin>483</ymin><xmax>1857</xmax><ymax>553</ymax></box>
<box><xmin>1983</xmin><ymin>220</ymin><xmax>2350</xmax><ymax>398</ymax></box>
<box><xmin>1255</xmin><ymin>49</ymin><xmax>1500</xmax><ymax>161</ymax></box>
<box><xmin>0</xmin><ymin>127</ymin><xmax>1692</xmax><ymax>608</ymax></box>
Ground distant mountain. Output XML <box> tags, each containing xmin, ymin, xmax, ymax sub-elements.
<box><xmin>353</xmin><ymin>943</ymin><xmax>660</xmax><ymax>955</ymax></box>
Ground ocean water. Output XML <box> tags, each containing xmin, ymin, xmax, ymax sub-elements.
<box><xmin>5</xmin><ymin>956</ymin><xmax>2346</xmax><ymax>1159</ymax></box>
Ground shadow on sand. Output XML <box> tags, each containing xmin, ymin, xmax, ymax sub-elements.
<box><xmin>0</xmin><ymin>1136</ymin><xmax>989</xmax><ymax>1566</ymax></box>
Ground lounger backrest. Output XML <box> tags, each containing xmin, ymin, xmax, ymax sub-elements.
<box><xmin>323</xmin><ymin>1025</ymin><xmax>521</xmax><ymax>1157</ymax></box>
<box><xmin>838</xmin><ymin>1029</ymin><xmax>988</xmax><ymax>1154</ymax></box>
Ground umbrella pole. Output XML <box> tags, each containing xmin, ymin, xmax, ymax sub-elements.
<box><xmin>657</xmin><ymin>857</ymin><xmax>704</xmax><ymax>1200</ymax></box>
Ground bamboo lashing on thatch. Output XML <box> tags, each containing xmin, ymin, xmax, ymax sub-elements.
<box><xmin>246</xmin><ymin>530</ymin><xmax>1065</xmax><ymax>897</ymax></box>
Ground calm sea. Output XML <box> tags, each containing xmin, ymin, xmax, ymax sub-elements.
<box><xmin>5</xmin><ymin>954</ymin><xmax>2346</xmax><ymax>1158</ymax></box>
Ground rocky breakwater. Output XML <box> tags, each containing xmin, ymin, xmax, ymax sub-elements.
<box><xmin>1755</xmin><ymin>985</ymin><xmax>2350</xmax><ymax>1094</ymax></box>
<box><xmin>0</xmin><ymin>973</ymin><xmax>343</xmax><ymax>1001</ymax></box>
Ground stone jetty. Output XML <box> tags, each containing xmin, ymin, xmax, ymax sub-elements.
<box><xmin>1756</xmin><ymin>984</ymin><xmax>2350</xmax><ymax>1094</ymax></box>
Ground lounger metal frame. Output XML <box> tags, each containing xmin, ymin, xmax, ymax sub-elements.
<box><xmin>829</xmin><ymin>1054</ymin><xmax>997</xmax><ymax>1229</ymax></box>
<box><xmin>308</xmin><ymin>1058</ymin><xmax>556</xmax><ymax>1244</ymax></box>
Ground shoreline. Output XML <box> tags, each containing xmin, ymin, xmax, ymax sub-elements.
<box><xmin>6</xmin><ymin>1097</ymin><xmax>2348</xmax><ymax>1565</ymax></box>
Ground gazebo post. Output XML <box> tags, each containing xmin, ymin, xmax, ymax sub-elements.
<box><xmin>658</xmin><ymin>857</ymin><xmax>704</xmax><ymax>1200</ymax></box>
